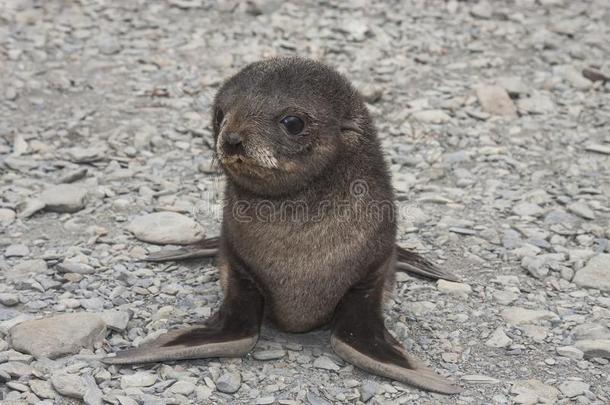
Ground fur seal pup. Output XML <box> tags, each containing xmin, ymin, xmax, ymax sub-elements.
<box><xmin>104</xmin><ymin>57</ymin><xmax>462</xmax><ymax>394</ymax></box>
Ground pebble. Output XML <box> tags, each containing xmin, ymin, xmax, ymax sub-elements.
<box><xmin>475</xmin><ymin>84</ymin><xmax>517</xmax><ymax>117</ymax></box>
<box><xmin>216</xmin><ymin>371</ymin><xmax>241</xmax><ymax>394</ymax></box>
<box><xmin>120</xmin><ymin>372</ymin><xmax>157</xmax><ymax>388</ymax></box>
<box><xmin>461</xmin><ymin>374</ymin><xmax>500</xmax><ymax>384</ymax></box>
<box><xmin>40</xmin><ymin>184</ymin><xmax>88</xmax><ymax>213</ymax></box>
<box><xmin>313</xmin><ymin>355</ymin><xmax>340</xmax><ymax>371</ymax></box>
<box><xmin>501</xmin><ymin>307</ymin><xmax>559</xmax><ymax>325</ymax></box>
<box><xmin>4</xmin><ymin>244</ymin><xmax>29</xmax><ymax>257</ymax></box>
<box><xmin>517</xmin><ymin>92</ymin><xmax>555</xmax><ymax>114</ymax></box>
<box><xmin>169</xmin><ymin>380</ymin><xmax>196</xmax><ymax>395</ymax></box>
<box><xmin>573</xmin><ymin>254</ymin><xmax>610</xmax><ymax>291</ymax></box>
<box><xmin>496</xmin><ymin>76</ymin><xmax>529</xmax><ymax>97</ymax></box>
<box><xmin>126</xmin><ymin>212</ymin><xmax>205</xmax><ymax>244</ymax></box>
<box><xmin>8</xmin><ymin>259</ymin><xmax>48</xmax><ymax>282</ymax></box>
<box><xmin>99</xmin><ymin>310</ymin><xmax>130</xmax><ymax>332</ymax></box>
<box><xmin>567</xmin><ymin>201</ymin><xmax>595</xmax><ymax>220</ymax></box>
<box><xmin>574</xmin><ymin>339</ymin><xmax>610</xmax><ymax>359</ymax></box>
<box><xmin>485</xmin><ymin>327</ymin><xmax>513</xmax><ymax>348</ymax></box>
<box><xmin>50</xmin><ymin>373</ymin><xmax>86</xmax><ymax>399</ymax></box>
<box><xmin>29</xmin><ymin>379</ymin><xmax>56</xmax><ymax>399</ymax></box>
<box><xmin>556</xmin><ymin>346</ymin><xmax>584</xmax><ymax>359</ymax></box>
<box><xmin>0</xmin><ymin>208</ymin><xmax>16</xmax><ymax>224</ymax></box>
<box><xmin>8</xmin><ymin>312</ymin><xmax>106</xmax><ymax>359</ymax></box>
<box><xmin>437</xmin><ymin>280</ymin><xmax>472</xmax><ymax>297</ymax></box>
<box><xmin>558</xmin><ymin>380</ymin><xmax>589</xmax><ymax>398</ymax></box>
<box><xmin>252</xmin><ymin>349</ymin><xmax>286</xmax><ymax>360</ymax></box>
<box><xmin>411</xmin><ymin>110</ymin><xmax>451</xmax><ymax>124</ymax></box>
<box><xmin>0</xmin><ymin>293</ymin><xmax>19</xmax><ymax>306</ymax></box>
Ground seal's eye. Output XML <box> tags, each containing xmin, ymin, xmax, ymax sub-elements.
<box><xmin>280</xmin><ymin>116</ymin><xmax>305</xmax><ymax>135</ymax></box>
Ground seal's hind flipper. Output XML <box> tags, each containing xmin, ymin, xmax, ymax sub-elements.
<box><xmin>395</xmin><ymin>245</ymin><xmax>461</xmax><ymax>282</ymax></box>
<box><xmin>102</xmin><ymin>326</ymin><xmax>258</xmax><ymax>364</ymax></box>
<box><xmin>332</xmin><ymin>273</ymin><xmax>462</xmax><ymax>395</ymax></box>
<box><xmin>144</xmin><ymin>236</ymin><xmax>221</xmax><ymax>262</ymax></box>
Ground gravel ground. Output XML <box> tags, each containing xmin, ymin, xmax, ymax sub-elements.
<box><xmin>1</xmin><ymin>0</ymin><xmax>610</xmax><ymax>404</ymax></box>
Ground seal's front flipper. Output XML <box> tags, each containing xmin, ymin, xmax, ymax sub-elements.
<box><xmin>144</xmin><ymin>236</ymin><xmax>221</xmax><ymax>262</ymax></box>
<box><xmin>103</xmin><ymin>260</ymin><xmax>263</xmax><ymax>364</ymax></box>
<box><xmin>331</xmin><ymin>275</ymin><xmax>462</xmax><ymax>395</ymax></box>
<box><xmin>395</xmin><ymin>245</ymin><xmax>461</xmax><ymax>283</ymax></box>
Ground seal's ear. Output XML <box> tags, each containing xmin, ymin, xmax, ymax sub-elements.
<box><xmin>340</xmin><ymin>120</ymin><xmax>366</xmax><ymax>146</ymax></box>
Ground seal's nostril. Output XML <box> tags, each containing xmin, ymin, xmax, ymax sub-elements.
<box><xmin>225</xmin><ymin>132</ymin><xmax>242</xmax><ymax>146</ymax></box>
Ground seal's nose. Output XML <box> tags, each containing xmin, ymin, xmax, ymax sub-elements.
<box><xmin>225</xmin><ymin>132</ymin><xmax>242</xmax><ymax>146</ymax></box>
<box><xmin>222</xmin><ymin>132</ymin><xmax>244</xmax><ymax>156</ymax></box>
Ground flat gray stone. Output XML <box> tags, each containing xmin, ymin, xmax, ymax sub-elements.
<box><xmin>558</xmin><ymin>380</ymin><xmax>589</xmax><ymax>398</ymax></box>
<box><xmin>475</xmin><ymin>84</ymin><xmax>517</xmax><ymax>117</ymax></box>
<box><xmin>41</xmin><ymin>184</ymin><xmax>88</xmax><ymax>213</ymax></box>
<box><xmin>313</xmin><ymin>355</ymin><xmax>340</xmax><ymax>371</ymax></box>
<box><xmin>120</xmin><ymin>372</ymin><xmax>157</xmax><ymax>388</ymax></box>
<box><xmin>8</xmin><ymin>259</ymin><xmax>48</xmax><ymax>282</ymax></box>
<box><xmin>573</xmin><ymin>254</ymin><xmax>610</xmax><ymax>291</ymax></box>
<box><xmin>216</xmin><ymin>371</ymin><xmax>241</xmax><ymax>394</ymax></box>
<box><xmin>51</xmin><ymin>373</ymin><xmax>86</xmax><ymax>399</ymax></box>
<box><xmin>8</xmin><ymin>312</ymin><xmax>106</xmax><ymax>359</ymax></box>
<box><xmin>574</xmin><ymin>339</ymin><xmax>610</xmax><ymax>359</ymax></box>
<box><xmin>501</xmin><ymin>307</ymin><xmax>559</xmax><ymax>325</ymax></box>
<box><xmin>126</xmin><ymin>212</ymin><xmax>205</xmax><ymax>245</ymax></box>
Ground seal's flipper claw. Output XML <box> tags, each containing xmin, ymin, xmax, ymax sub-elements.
<box><xmin>144</xmin><ymin>236</ymin><xmax>221</xmax><ymax>262</ymax></box>
<box><xmin>331</xmin><ymin>334</ymin><xmax>462</xmax><ymax>395</ymax></box>
<box><xmin>395</xmin><ymin>245</ymin><xmax>461</xmax><ymax>282</ymax></box>
<box><xmin>102</xmin><ymin>326</ymin><xmax>258</xmax><ymax>364</ymax></box>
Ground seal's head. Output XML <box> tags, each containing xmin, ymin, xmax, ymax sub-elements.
<box><xmin>212</xmin><ymin>57</ymin><xmax>374</xmax><ymax>196</ymax></box>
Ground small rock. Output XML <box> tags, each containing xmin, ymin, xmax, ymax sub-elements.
<box><xmin>461</xmin><ymin>374</ymin><xmax>500</xmax><ymax>384</ymax></box>
<box><xmin>126</xmin><ymin>212</ymin><xmax>205</xmax><ymax>245</ymax></box>
<box><xmin>170</xmin><ymin>380</ymin><xmax>196</xmax><ymax>395</ymax></box>
<box><xmin>555</xmin><ymin>65</ymin><xmax>592</xmax><ymax>90</ymax></box>
<box><xmin>518</xmin><ymin>93</ymin><xmax>555</xmax><ymax>114</ymax></box>
<box><xmin>573</xmin><ymin>254</ymin><xmax>610</xmax><ymax>291</ymax></box>
<box><xmin>8</xmin><ymin>259</ymin><xmax>48</xmax><ymax>282</ymax></box>
<box><xmin>558</xmin><ymin>380</ymin><xmax>589</xmax><ymax>398</ymax></box>
<box><xmin>216</xmin><ymin>371</ymin><xmax>241</xmax><ymax>394</ymax></box>
<box><xmin>120</xmin><ymin>372</ymin><xmax>157</xmax><ymax>388</ymax></box>
<box><xmin>486</xmin><ymin>327</ymin><xmax>513</xmax><ymax>348</ymax></box>
<box><xmin>360</xmin><ymin>380</ymin><xmax>378</xmax><ymax>402</ymax></box>
<box><xmin>99</xmin><ymin>310</ymin><xmax>130</xmax><ymax>332</ymax></box>
<box><xmin>0</xmin><ymin>293</ymin><xmax>19</xmax><ymax>306</ymax></box>
<box><xmin>411</xmin><ymin>110</ymin><xmax>451</xmax><ymax>124</ymax></box>
<box><xmin>574</xmin><ymin>339</ymin><xmax>610</xmax><ymax>359</ymax></box>
<box><xmin>16</xmin><ymin>198</ymin><xmax>46</xmax><ymax>218</ymax></box>
<box><xmin>4</xmin><ymin>244</ymin><xmax>29</xmax><ymax>258</ymax></box>
<box><xmin>41</xmin><ymin>185</ymin><xmax>88</xmax><ymax>213</ymax></box>
<box><xmin>8</xmin><ymin>312</ymin><xmax>106</xmax><ymax>359</ymax></box>
<box><xmin>437</xmin><ymin>280</ymin><xmax>472</xmax><ymax>297</ymax></box>
<box><xmin>51</xmin><ymin>373</ymin><xmax>86</xmax><ymax>399</ymax></box>
<box><xmin>585</xmin><ymin>144</ymin><xmax>610</xmax><ymax>155</ymax></box>
<box><xmin>511</xmin><ymin>379</ymin><xmax>560</xmax><ymax>403</ymax></box>
<box><xmin>572</xmin><ymin>323</ymin><xmax>610</xmax><ymax>341</ymax></box>
<box><xmin>521</xmin><ymin>256</ymin><xmax>549</xmax><ymax>279</ymax></box>
<box><xmin>556</xmin><ymin>346</ymin><xmax>584</xmax><ymax>360</ymax></box>
<box><xmin>0</xmin><ymin>208</ymin><xmax>16</xmax><ymax>224</ymax></box>
<box><xmin>513</xmin><ymin>202</ymin><xmax>543</xmax><ymax>217</ymax></box>
<box><xmin>475</xmin><ymin>84</ymin><xmax>517</xmax><ymax>117</ymax></box>
<box><xmin>567</xmin><ymin>201</ymin><xmax>595</xmax><ymax>220</ymax></box>
<box><xmin>56</xmin><ymin>259</ymin><xmax>96</xmax><ymax>274</ymax></box>
<box><xmin>501</xmin><ymin>307</ymin><xmax>559</xmax><ymax>325</ymax></box>
<box><xmin>29</xmin><ymin>379</ymin><xmax>56</xmax><ymax>399</ymax></box>
<box><xmin>252</xmin><ymin>349</ymin><xmax>286</xmax><ymax>360</ymax></box>
<box><xmin>313</xmin><ymin>355</ymin><xmax>340</xmax><ymax>371</ymax></box>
